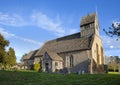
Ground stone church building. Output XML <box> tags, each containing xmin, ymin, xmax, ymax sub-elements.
<box><xmin>21</xmin><ymin>13</ymin><xmax>105</xmax><ymax>74</ymax></box>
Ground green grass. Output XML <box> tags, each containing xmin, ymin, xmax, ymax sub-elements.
<box><xmin>108</xmin><ymin>72</ymin><xmax>120</xmax><ymax>74</ymax></box>
<box><xmin>0</xmin><ymin>70</ymin><xmax>120</xmax><ymax>85</ymax></box>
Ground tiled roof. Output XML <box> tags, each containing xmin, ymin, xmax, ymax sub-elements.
<box><xmin>46</xmin><ymin>52</ymin><xmax>63</xmax><ymax>61</ymax></box>
<box><xmin>22</xmin><ymin>50</ymin><xmax>38</xmax><ymax>60</ymax></box>
<box><xmin>35</xmin><ymin>33</ymin><xmax>93</xmax><ymax>56</ymax></box>
<box><xmin>80</xmin><ymin>13</ymin><xmax>96</xmax><ymax>26</ymax></box>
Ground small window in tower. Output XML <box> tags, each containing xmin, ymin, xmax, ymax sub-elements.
<box><xmin>90</xmin><ymin>23</ymin><xmax>94</xmax><ymax>28</ymax></box>
<box><xmin>85</xmin><ymin>24</ymin><xmax>90</xmax><ymax>29</ymax></box>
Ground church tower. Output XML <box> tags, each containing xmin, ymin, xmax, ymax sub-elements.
<box><xmin>80</xmin><ymin>13</ymin><xmax>99</xmax><ymax>37</ymax></box>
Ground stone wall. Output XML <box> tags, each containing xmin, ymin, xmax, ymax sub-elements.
<box><xmin>91</xmin><ymin>35</ymin><xmax>104</xmax><ymax>65</ymax></box>
<box><xmin>91</xmin><ymin>34</ymin><xmax>105</xmax><ymax>73</ymax></box>
<box><xmin>52</xmin><ymin>61</ymin><xmax>63</xmax><ymax>72</ymax></box>
<box><xmin>42</xmin><ymin>53</ymin><xmax>63</xmax><ymax>72</ymax></box>
<box><xmin>59</xmin><ymin>50</ymin><xmax>90</xmax><ymax>73</ymax></box>
<box><xmin>22</xmin><ymin>60</ymin><xmax>34</xmax><ymax>70</ymax></box>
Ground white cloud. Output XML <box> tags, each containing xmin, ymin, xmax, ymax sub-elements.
<box><xmin>0</xmin><ymin>13</ymin><xmax>27</xmax><ymax>26</ymax></box>
<box><xmin>68</xmin><ymin>29</ymin><xmax>78</xmax><ymax>34</ymax></box>
<box><xmin>101</xmin><ymin>35</ymin><xmax>120</xmax><ymax>49</ymax></box>
<box><xmin>31</xmin><ymin>12</ymin><xmax>65</xmax><ymax>36</ymax></box>
<box><xmin>0</xmin><ymin>12</ymin><xmax>78</xmax><ymax>37</ymax></box>
<box><xmin>0</xmin><ymin>27</ymin><xmax>15</xmax><ymax>38</ymax></box>
<box><xmin>104</xmin><ymin>49</ymin><xmax>120</xmax><ymax>57</ymax></box>
<box><xmin>101</xmin><ymin>35</ymin><xmax>120</xmax><ymax>56</ymax></box>
<box><xmin>110</xmin><ymin>45</ymin><xmax>114</xmax><ymax>49</ymax></box>
<box><xmin>15</xmin><ymin>36</ymin><xmax>43</xmax><ymax>46</ymax></box>
<box><xmin>0</xmin><ymin>27</ymin><xmax>43</xmax><ymax>46</ymax></box>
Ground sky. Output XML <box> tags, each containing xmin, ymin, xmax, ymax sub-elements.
<box><xmin>0</xmin><ymin>0</ymin><xmax>120</xmax><ymax>62</ymax></box>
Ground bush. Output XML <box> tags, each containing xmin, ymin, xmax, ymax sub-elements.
<box><xmin>34</xmin><ymin>63</ymin><xmax>40</xmax><ymax>71</ymax></box>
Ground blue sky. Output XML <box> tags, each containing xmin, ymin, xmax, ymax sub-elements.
<box><xmin>0</xmin><ymin>0</ymin><xmax>120</xmax><ymax>62</ymax></box>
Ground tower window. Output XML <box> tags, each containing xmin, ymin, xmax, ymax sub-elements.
<box><xmin>85</xmin><ymin>24</ymin><xmax>90</xmax><ymax>29</ymax></box>
<box><xmin>90</xmin><ymin>23</ymin><xmax>94</xmax><ymax>28</ymax></box>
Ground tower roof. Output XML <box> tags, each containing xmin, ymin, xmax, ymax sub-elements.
<box><xmin>80</xmin><ymin>13</ymin><xmax>96</xmax><ymax>27</ymax></box>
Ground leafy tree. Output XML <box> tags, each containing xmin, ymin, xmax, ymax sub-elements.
<box><xmin>103</xmin><ymin>22</ymin><xmax>120</xmax><ymax>40</ymax></box>
<box><xmin>34</xmin><ymin>63</ymin><xmax>40</xmax><ymax>71</ymax></box>
<box><xmin>106</xmin><ymin>56</ymin><xmax>120</xmax><ymax>72</ymax></box>
<box><xmin>114</xmin><ymin>56</ymin><xmax>120</xmax><ymax>64</ymax></box>
<box><xmin>0</xmin><ymin>34</ymin><xmax>17</xmax><ymax>70</ymax></box>
<box><xmin>0</xmin><ymin>34</ymin><xmax>9</xmax><ymax>65</ymax></box>
<box><xmin>7</xmin><ymin>47</ymin><xmax>16</xmax><ymax>66</ymax></box>
<box><xmin>110</xmin><ymin>56</ymin><xmax>118</xmax><ymax>72</ymax></box>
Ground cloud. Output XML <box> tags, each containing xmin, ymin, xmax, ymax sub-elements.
<box><xmin>0</xmin><ymin>12</ymin><xmax>78</xmax><ymax>37</ymax></box>
<box><xmin>15</xmin><ymin>36</ymin><xmax>43</xmax><ymax>46</ymax></box>
<box><xmin>109</xmin><ymin>45</ymin><xmax>114</xmax><ymax>49</ymax></box>
<box><xmin>101</xmin><ymin>35</ymin><xmax>120</xmax><ymax>56</ymax></box>
<box><xmin>0</xmin><ymin>27</ymin><xmax>43</xmax><ymax>46</ymax></box>
<box><xmin>0</xmin><ymin>27</ymin><xmax>15</xmax><ymax>38</ymax></box>
<box><xmin>104</xmin><ymin>49</ymin><xmax>120</xmax><ymax>56</ymax></box>
<box><xmin>109</xmin><ymin>45</ymin><xmax>120</xmax><ymax>49</ymax></box>
<box><xmin>101</xmin><ymin>35</ymin><xmax>120</xmax><ymax>49</ymax></box>
<box><xmin>30</xmin><ymin>12</ymin><xmax>80</xmax><ymax>36</ymax></box>
<box><xmin>0</xmin><ymin>13</ymin><xmax>27</xmax><ymax>26</ymax></box>
<box><xmin>31</xmin><ymin>12</ymin><xmax>65</xmax><ymax>36</ymax></box>
<box><xmin>68</xmin><ymin>29</ymin><xmax>78</xmax><ymax>34</ymax></box>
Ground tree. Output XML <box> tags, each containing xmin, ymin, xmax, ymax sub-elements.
<box><xmin>110</xmin><ymin>56</ymin><xmax>118</xmax><ymax>72</ymax></box>
<box><xmin>114</xmin><ymin>56</ymin><xmax>120</xmax><ymax>72</ymax></box>
<box><xmin>103</xmin><ymin>22</ymin><xmax>120</xmax><ymax>40</ymax></box>
<box><xmin>106</xmin><ymin>56</ymin><xmax>120</xmax><ymax>72</ymax></box>
<box><xmin>114</xmin><ymin>56</ymin><xmax>120</xmax><ymax>64</ymax></box>
<box><xmin>0</xmin><ymin>34</ymin><xmax>17</xmax><ymax>70</ymax></box>
<box><xmin>0</xmin><ymin>34</ymin><xmax>9</xmax><ymax>65</ymax></box>
<box><xmin>7</xmin><ymin>47</ymin><xmax>16</xmax><ymax>66</ymax></box>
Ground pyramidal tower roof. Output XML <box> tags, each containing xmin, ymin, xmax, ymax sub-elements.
<box><xmin>80</xmin><ymin>13</ymin><xmax>96</xmax><ymax>27</ymax></box>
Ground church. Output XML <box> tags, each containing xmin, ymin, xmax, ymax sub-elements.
<box><xmin>21</xmin><ymin>13</ymin><xmax>105</xmax><ymax>74</ymax></box>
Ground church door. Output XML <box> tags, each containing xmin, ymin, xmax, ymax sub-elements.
<box><xmin>45</xmin><ymin>63</ymin><xmax>49</xmax><ymax>72</ymax></box>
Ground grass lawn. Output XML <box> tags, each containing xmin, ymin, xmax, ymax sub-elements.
<box><xmin>108</xmin><ymin>72</ymin><xmax>120</xmax><ymax>74</ymax></box>
<box><xmin>0</xmin><ymin>70</ymin><xmax>120</xmax><ymax>85</ymax></box>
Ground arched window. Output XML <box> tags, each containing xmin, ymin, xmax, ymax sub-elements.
<box><xmin>70</xmin><ymin>55</ymin><xmax>73</xmax><ymax>67</ymax></box>
<box><xmin>65</xmin><ymin>56</ymin><xmax>69</xmax><ymax>67</ymax></box>
<box><xmin>96</xmin><ymin>44</ymin><xmax>99</xmax><ymax>64</ymax></box>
